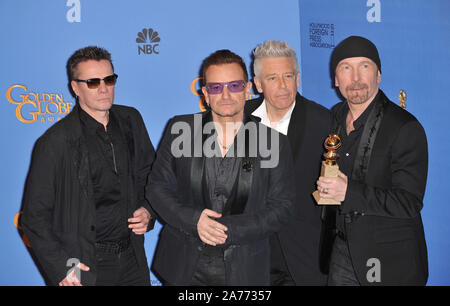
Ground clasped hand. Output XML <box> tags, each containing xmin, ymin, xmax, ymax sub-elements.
<box><xmin>197</xmin><ymin>209</ymin><xmax>228</xmax><ymax>246</ymax></box>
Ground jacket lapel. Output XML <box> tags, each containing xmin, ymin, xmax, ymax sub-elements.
<box><xmin>244</xmin><ymin>95</ymin><xmax>264</xmax><ymax>116</ymax></box>
<box><xmin>66</xmin><ymin>105</ymin><xmax>93</xmax><ymax>201</ymax></box>
<box><xmin>287</xmin><ymin>93</ymin><xmax>307</xmax><ymax>163</ymax></box>
<box><xmin>351</xmin><ymin>91</ymin><xmax>387</xmax><ymax>182</ymax></box>
<box><xmin>246</xmin><ymin>93</ymin><xmax>306</xmax><ymax>163</ymax></box>
<box><xmin>190</xmin><ymin>111</ymin><xmax>210</xmax><ymax>210</ymax></box>
<box><xmin>226</xmin><ymin>115</ymin><xmax>255</xmax><ymax>215</ymax></box>
<box><xmin>75</xmin><ymin>142</ymin><xmax>92</xmax><ymax>199</ymax></box>
<box><xmin>231</xmin><ymin>157</ymin><xmax>253</xmax><ymax>215</ymax></box>
<box><xmin>194</xmin><ymin>111</ymin><xmax>255</xmax><ymax>215</ymax></box>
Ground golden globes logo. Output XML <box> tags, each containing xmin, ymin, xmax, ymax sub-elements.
<box><xmin>190</xmin><ymin>77</ymin><xmax>207</xmax><ymax>111</ymax></box>
<box><xmin>14</xmin><ymin>211</ymin><xmax>31</xmax><ymax>248</ymax></box>
<box><xmin>6</xmin><ymin>84</ymin><xmax>74</xmax><ymax>123</ymax></box>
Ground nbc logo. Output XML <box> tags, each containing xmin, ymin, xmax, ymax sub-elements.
<box><xmin>136</xmin><ymin>28</ymin><xmax>160</xmax><ymax>55</ymax></box>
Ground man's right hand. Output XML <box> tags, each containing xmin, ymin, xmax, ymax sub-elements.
<box><xmin>197</xmin><ymin>209</ymin><xmax>228</xmax><ymax>246</ymax></box>
<box><xmin>59</xmin><ymin>262</ymin><xmax>90</xmax><ymax>286</ymax></box>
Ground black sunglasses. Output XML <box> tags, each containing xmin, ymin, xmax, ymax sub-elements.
<box><xmin>74</xmin><ymin>74</ymin><xmax>118</xmax><ymax>89</ymax></box>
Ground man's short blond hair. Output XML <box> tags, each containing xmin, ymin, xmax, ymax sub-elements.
<box><xmin>253</xmin><ymin>40</ymin><xmax>299</xmax><ymax>77</ymax></box>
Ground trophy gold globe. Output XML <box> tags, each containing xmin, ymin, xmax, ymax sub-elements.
<box><xmin>313</xmin><ymin>134</ymin><xmax>342</xmax><ymax>205</ymax></box>
<box><xmin>399</xmin><ymin>90</ymin><xmax>407</xmax><ymax>109</ymax></box>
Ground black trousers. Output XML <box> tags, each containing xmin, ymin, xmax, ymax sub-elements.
<box><xmin>95</xmin><ymin>246</ymin><xmax>150</xmax><ymax>286</ymax></box>
<box><xmin>190</xmin><ymin>253</ymin><xmax>227</xmax><ymax>286</ymax></box>
<box><xmin>327</xmin><ymin>235</ymin><xmax>360</xmax><ymax>286</ymax></box>
<box><xmin>270</xmin><ymin>234</ymin><xmax>295</xmax><ymax>286</ymax></box>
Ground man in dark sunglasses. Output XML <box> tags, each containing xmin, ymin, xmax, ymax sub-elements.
<box><xmin>22</xmin><ymin>46</ymin><xmax>156</xmax><ymax>286</ymax></box>
<box><xmin>147</xmin><ymin>49</ymin><xmax>296</xmax><ymax>285</ymax></box>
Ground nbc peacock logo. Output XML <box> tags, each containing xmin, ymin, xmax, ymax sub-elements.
<box><xmin>136</xmin><ymin>28</ymin><xmax>160</xmax><ymax>55</ymax></box>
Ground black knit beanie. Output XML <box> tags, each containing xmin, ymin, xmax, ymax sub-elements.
<box><xmin>331</xmin><ymin>36</ymin><xmax>381</xmax><ymax>74</ymax></box>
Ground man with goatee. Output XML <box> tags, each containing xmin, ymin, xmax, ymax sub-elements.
<box><xmin>316</xmin><ymin>36</ymin><xmax>428</xmax><ymax>285</ymax></box>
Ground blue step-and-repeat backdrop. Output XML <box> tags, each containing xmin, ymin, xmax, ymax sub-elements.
<box><xmin>1</xmin><ymin>0</ymin><xmax>449</xmax><ymax>285</ymax></box>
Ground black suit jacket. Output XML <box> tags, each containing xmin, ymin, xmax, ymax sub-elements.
<box><xmin>146</xmin><ymin>111</ymin><xmax>296</xmax><ymax>285</ymax></box>
<box><xmin>245</xmin><ymin>93</ymin><xmax>332</xmax><ymax>285</ymax></box>
<box><xmin>22</xmin><ymin>104</ymin><xmax>156</xmax><ymax>286</ymax></box>
<box><xmin>330</xmin><ymin>91</ymin><xmax>428</xmax><ymax>285</ymax></box>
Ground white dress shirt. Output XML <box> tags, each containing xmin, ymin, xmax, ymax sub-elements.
<box><xmin>251</xmin><ymin>99</ymin><xmax>296</xmax><ymax>135</ymax></box>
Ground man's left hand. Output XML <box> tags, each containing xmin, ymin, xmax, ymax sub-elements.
<box><xmin>316</xmin><ymin>170</ymin><xmax>348</xmax><ymax>202</ymax></box>
<box><xmin>128</xmin><ymin>207</ymin><xmax>151</xmax><ymax>235</ymax></box>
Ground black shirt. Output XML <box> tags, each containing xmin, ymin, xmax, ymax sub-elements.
<box><xmin>334</xmin><ymin>91</ymin><xmax>380</xmax><ymax>233</ymax></box>
<box><xmin>201</xmin><ymin>132</ymin><xmax>242</xmax><ymax>256</ymax></box>
<box><xmin>79</xmin><ymin>108</ymin><xmax>130</xmax><ymax>242</ymax></box>
<box><xmin>204</xmin><ymin>137</ymin><xmax>241</xmax><ymax>214</ymax></box>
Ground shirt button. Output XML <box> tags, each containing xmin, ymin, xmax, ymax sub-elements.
<box><xmin>90</xmin><ymin>225</ymin><xmax>96</xmax><ymax>231</ymax></box>
<box><xmin>346</xmin><ymin>153</ymin><xmax>350</xmax><ymax>157</ymax></box>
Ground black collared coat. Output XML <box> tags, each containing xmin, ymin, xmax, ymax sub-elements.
<box><xmin>328</xmin><ymin>90</ymin><xmax>428</xmax><ymax>285</ymax></box>
<box><xmin>147</xmin><ymin>111</ymin><xmax>296</xmax><ymax>285</ymax></box>
<box><xmin>22</xmin><ymin>104</ymin><xmax>155</xmax><ymax>286</ymax></box>
<box><xmin>245</xmin><ymin>93</ymin><xmax>332</xmax><ymax>285</ymax></box>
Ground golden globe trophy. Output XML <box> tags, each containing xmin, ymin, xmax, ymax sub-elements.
<box><xmin>313</xmin><ymin>134</ymin><xmax>342</xmax><ymax>205</ymax></box>
<box><xmin>399</xmin><ymin>89</ymin><xmax>407</xmax><ymax>109</ymax></box>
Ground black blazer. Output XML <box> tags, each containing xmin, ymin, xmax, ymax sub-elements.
<box><xmin>22</xmin><ymin>104</ymin><xmax>156</xmax><ymax>286</ymax></box>
<box><xmin>330</xmin><ymin>91</ymin><xmax>428</xmax><ymax>285</ymax></box>
<box><xmin>146</xmin><ymin>111</ymin><xmax>296</xmax><ymax>285</ymax></box>
<box><xmin>245</xmin><ymin>93</ymin><xmax>332</xmax><ymax>285</ymax></box>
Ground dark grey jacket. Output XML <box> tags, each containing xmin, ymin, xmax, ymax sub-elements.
<box><xmin>245</xmin><ymin>93</ymin><xmax>332</xmax><ymax>285</ymax></box>
<box><xmin>22</xmin><ymin>104</ymin><xmax>155</xmax><ymax>285</ymax></box>
<box><xmin>147</xmin><ymin>111</ymin><xmax>296</xmax><ymax>285</ymax></box>
<box><xmin>329</xmin><ymin>91</ymin><xmax>428</xmax><ymax>285</ymax></box>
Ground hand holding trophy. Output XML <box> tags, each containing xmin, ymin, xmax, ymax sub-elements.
<box><xmin>313</xmin><ymin>134</ymin><xmax>342</xmax><ymax>205</ymax></box>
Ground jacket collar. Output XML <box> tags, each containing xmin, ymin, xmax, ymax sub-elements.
<box><xmin>245</xmin><ymin>93</ymin><xmax>307</xmax><ymax>162</ymax></box>
<box><xmin>62</xmin><ymin>104</ymin><xmax>135</xmax><ymax>201</ymax></box>
<box><xmin>287</xmin><ymin>93</ymin><xmax>307</xmax><ymax>162</ymax></box>
<box><xmin>332</xmin><ymin>90</ymin><xmax>388</xmax><ymax>182</ymax></box>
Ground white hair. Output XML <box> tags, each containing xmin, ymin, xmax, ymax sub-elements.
<box><xmin>253</xmin><ymin>40</ymin><xmax>299</xmax><ymax>77</ymax></box>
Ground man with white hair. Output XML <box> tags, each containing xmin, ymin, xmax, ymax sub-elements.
<box><xmin>245</xmin><ymin>40</ymin><xmax>332</xmax><ymax>285</ymax></box>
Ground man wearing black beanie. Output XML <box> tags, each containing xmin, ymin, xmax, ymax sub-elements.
<box><xmin>315</xmin><ymin>36</ymin><xmax>429</xmax><ymax>285</ymax></box>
